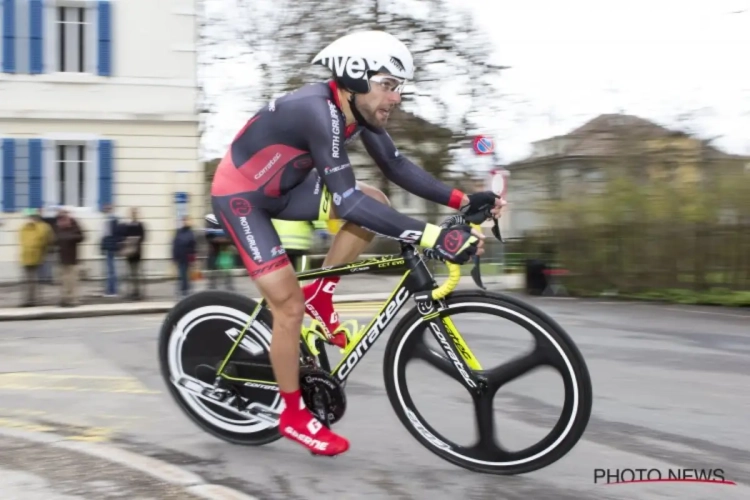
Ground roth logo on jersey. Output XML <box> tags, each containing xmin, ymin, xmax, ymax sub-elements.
<box><xmin>327</xmin><ymin>101</ymin><xmax>341</xmax><ymax>159</ymax></box>
<box><xmin>322</xmin><ymin>57</ymin><xmax>382</xmax><ymax>80</ymax></box>
<box><xmin>239</xmin><ymin>217</ymin><xmax>262</xmax><ymax>263</ymax></box>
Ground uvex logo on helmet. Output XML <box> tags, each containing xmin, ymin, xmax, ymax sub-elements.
<box><xmin>320</xmin><ymin>57</ymin><xmax>380</xmax><ymax>80</ymax></box>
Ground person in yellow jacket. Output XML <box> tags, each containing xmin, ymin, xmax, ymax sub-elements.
<box><xmin>19</xmin><ymin>208</ymin><xmax>54</xmax><ymax>306</ymax></box>
<box><xmin>271</xmin><ymin>219</ymin><xmax>315</xmax><ymax>272</ymax></box>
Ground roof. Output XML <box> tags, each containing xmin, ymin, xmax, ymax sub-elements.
<box><xmin>508</xmin><ymin>113</ymin><xmax>746</xmax><ymax>166</ymax></box>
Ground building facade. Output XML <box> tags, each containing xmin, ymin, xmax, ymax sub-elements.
<box><xmin>0</xmin><ymin>0</ymin><xmax>201</xmax><ymax>281</ymax></box>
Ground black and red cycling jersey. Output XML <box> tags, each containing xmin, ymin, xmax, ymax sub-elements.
<box><xmin>211</xmin><ymin>80</ymin><xmax>465</xmax><ymax>278</ymax></box>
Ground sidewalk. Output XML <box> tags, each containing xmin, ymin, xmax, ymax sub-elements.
<box><xmin>0</xmin><ymin>428</ymin><xmax>258</xmax><ymax>499</ymax></box>
<box><xmin>0</xmin><ymin>273</ymin><xmax>523</xmax><ymax>321</ymax></box>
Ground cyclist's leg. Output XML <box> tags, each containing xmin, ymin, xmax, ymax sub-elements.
<box><xmin>212</xmin><ymin>192</ymin><xmax>349</xmax><ymax>456</ymax></box>
<box><xmin>273</xmin><ymin>172</ymin><xmax>390</xmax><ymax>345</ymax></box>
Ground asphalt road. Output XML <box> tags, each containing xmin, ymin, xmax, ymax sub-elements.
<box><xmin>0</xmin><ymin>296</ymin><xmax>748</xmax><ymax>499</ymax></box>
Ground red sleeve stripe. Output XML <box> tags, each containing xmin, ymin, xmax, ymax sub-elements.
<box><xmin>448</xmin><ymin>189</ymin><xmax>464</xmax><ymax>210</ymax></box>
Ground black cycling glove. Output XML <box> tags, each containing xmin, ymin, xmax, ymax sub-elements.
<box><xmin>460</xmin><ymin>191</ymin><xmax>500</xmax><ymax>224</ymax></box>
<box><xmin>431</xmin><ymin>224</ymin><xmax>479</xmax><ymax>264</ymax></box>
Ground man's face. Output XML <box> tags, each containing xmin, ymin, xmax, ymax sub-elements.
<box><xmin>354</xmin><ymin>74</ymin><xmax>404</xmax><ymax>128</ymax></box>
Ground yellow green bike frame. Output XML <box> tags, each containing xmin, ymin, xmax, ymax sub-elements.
<box><xmin>214</xmin><ymin>241</ymin><xmax>483</xmax><ymax>389</ymax></box>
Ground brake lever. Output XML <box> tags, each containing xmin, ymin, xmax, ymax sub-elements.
<box><xmin>491</xmin><ymin>217</ymin><xmax>504</xmax><ymax>243</ymax></box>
<box><xmin>469</xmin><ymin>223</ymin><xmax>487</xmax><ymax>290</ymax></box>
<box><xmin>471</xmin><ymin>254</ymin><xmax>486</xmax><ymax>290</ymax></box>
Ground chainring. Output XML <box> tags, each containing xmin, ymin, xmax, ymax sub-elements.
<box><xmin>299</xmin><ymin>367</ymin><xmax>347</xmax><ymax>425</ymax></box>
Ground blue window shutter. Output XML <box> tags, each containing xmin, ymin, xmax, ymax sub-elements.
<box><xmin>29</xmin><ymin>0</ymin><xmax>43</xmax><ymax>74</ymax></box>
<box><xmin>28</xmin><ymin>138</ymin><xmax>43</xmax><ymax>208</ymax></box>
<box><xmin>98</xmin><ymin>139</ymin><xmax>113</xmax><ymax>210</ymax></box>
<box><xmin>2</xmin><ymin>139</ymin><xmax>16</xmax><ymax>212</ymax></box>
<box><xmin>97</xmin><ymin>1</ymin><xmax>112</xmax><ymax>76</ymax></box>
<box><xmin>2</xmin><ymin>0</ymin><xmax>16</xmax><ymax>73</ymax></box>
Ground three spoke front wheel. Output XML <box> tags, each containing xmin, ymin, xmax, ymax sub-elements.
<box><xmin>383</xmin><ymin>291</ymin><xmax>593</xmax><ymax>475</ymax></box>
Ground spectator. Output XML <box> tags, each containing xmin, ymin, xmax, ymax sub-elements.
<box><xmin>121</xmin><ymin>207</ymin><xmax>146</xmax><ymax>300</ymax></box>
<box><xmin>18</xmin><ymin>208</ymin><xmax>53</xmax><ymax>307</ymax></box>
<box><xmin>100</xmin><ymin>204</ymin><xmax>122</xmax><ymax>297</ymax></box>
<box><xmin>54</xmin><ymin>208</ymin><xmax>85</xmax><ymax>307</ymax></box>
<box><xmin>205</xmin><ymin>221</ymin><xmax>234</xmax><ymax>290</ymax></box>
<box><xmin>172</xmin><ymin>215</ymin><xmax>197</xmax><ymax>298</ymax></box>
<box><xmin>40</xmin><ymin>205</ymin><xmax>59</xmax><ymax>285</ymax></box>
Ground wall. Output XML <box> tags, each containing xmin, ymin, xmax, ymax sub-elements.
<box><xmin>0</xmin><ymin>0</ymin><xmax>201</xmax><ymax>282</ymax></box>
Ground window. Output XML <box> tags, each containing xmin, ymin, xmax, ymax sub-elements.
<box><xmin>1</xmin><ymin>136</ymin><xmax>113</xmax><ymax>213</ymax></box>
<box><xmin>56</xmin><ymin>6</ymin><xmax>88</xmax><ymax>73</ymax></box>
<box><xmin>56</xmin><ymin>143</ymin><xmax>88</xmax><ymax>206</ymax></box>
<box><xmin>1</xmin><ymin>0</ymin><xmax>112</xmax><ymax>76</ymax></box>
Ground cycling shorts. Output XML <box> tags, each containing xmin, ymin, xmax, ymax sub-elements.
<box><xmin>211</xmin><ymin>170</ymin><xmax>334</xmax><ymax>279</ymax></box>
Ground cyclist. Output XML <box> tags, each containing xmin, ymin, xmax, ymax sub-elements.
<box><xmin>211</xmin><ymin>30</ymin><xmax>504</xmax><ymax>457</ymax></box>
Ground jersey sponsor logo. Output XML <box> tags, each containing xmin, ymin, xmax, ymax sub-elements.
<box><xmin>342</xmin><ymin>187</ymin><xmax>355</xmax><ymax>199</ymax></box>
<box><xmin>327</xmin><ymin>101</ymin><xmax>341</xmax><ymax>159</ymax></box>
<box><xmin>254</xmin><ymin>152</ymin><xmax>282</xmax><ymax>180</ymax></box>
<box><xmin>270</xmin><ymin>245</ymin><xmax>286</xmax><ymax>257</ymax></box>
<box><xmin>323</xmin><ymin>163</ymin><xmax>350</xmax><ymax>175</ymax></box>
<box><xmin>398</xmin><ymin>229</ymin><xmax>423</xmax><ymax>243</ymax></box>
<box><xmin>239</xmin><ymin>216</ymin><xmax>263</xmax><ymax>262</ymax></box>
<box><xmin>229</xmin><ymin>197</ymin><xmax>252</xmax><ymax>217</ymax></box>
<box><xmin>333</xmin><ymin>193</ymin><xmax>342</xmax><ymax>206</ymax></box>
<box><xmin>322</xmin><ymin>56</ymin><xmax>381</xmax><ymax>80</ymax></box>
<box><xmin>313</xmin><ymin>176</ymin><xmax>322</xmax><ymax>195</ymax></box>
<box><xmin>294</xmin><ymin>157</ymin><xmax>313</xmax><ymax>169</ymax></box>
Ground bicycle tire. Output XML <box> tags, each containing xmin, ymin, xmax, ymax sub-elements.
<box><xmin>382</xmin><ymin>289</ymin><xmax>593</xmax><ymax>475</ymax></box>
<box><xmin>158</xmin><ymin>290</ymin><xmax>283</xmax><ymax>446</ymax></box>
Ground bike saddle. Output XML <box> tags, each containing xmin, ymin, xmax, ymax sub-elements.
<box><xmin>204</xmin><ymin>213</ymin><xmax>222</xmax><ymax>230</ymax></box>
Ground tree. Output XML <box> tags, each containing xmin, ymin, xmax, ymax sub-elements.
<box><xmin>217</xmin><ymin>0</ymin><xmax>507</xmax><ymax>180</ymax></box>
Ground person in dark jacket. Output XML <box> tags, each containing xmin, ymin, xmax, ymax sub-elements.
<box><xmin>122</xmin><ymin>207</ymin><xmax>146</xmax><ymax>300</ymax></box>
<box><xmin>100</xmin><ymin>204</ymin><xmax>123</xmax><ymax>297</ymax></box>
<box><xmin>54</xmin><ymin>209</ymin><xmax>85</xmax><ymax>307</ymax></box>
<box><xmin>172</xmin><ymin>216</ymin><xmax>197</xmax><ymax>298</ymax></box>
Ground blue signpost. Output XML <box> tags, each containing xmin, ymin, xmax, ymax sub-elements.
<box><xmin>174</xmin><ymin>191</ymin><xmax>189</xmax><ymax>227</ymax></box>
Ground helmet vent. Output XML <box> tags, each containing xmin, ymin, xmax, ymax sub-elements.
<box><xmin>389</xmin><ymin>57</ymin><xmax>405</xmax><ymax>72</ymax></box>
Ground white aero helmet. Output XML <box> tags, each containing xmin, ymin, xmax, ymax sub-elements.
<box><xmin>311</xmin><ymin>30</ymin><xmax>414</xmax><ymax>94</ymax></box>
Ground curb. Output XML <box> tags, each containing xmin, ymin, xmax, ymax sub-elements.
<box><xmin>0</xmin><ymin>276</ymin><xmax>521</xmax><ymax>322</ymax></box>
<box><xmin>0</xmin><ymin>426</ymin><xmax>260</xmax><ymax>500</ymax></box>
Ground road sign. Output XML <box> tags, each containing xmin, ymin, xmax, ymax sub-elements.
<box><xmin>473</xmin><ymin>135</ymin><xmax>495</xmax><ymax>155</ymax></box>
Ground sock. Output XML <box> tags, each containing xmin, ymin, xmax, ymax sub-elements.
<box><xmin>281</xmin><ymin>389</ymin><xmax>305</xmax><ymax>414</ymax></box>
<box><xmin>302</xmin><ymin>277</ymin><xmax>343</xmax><ymax>344</ymax></box>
